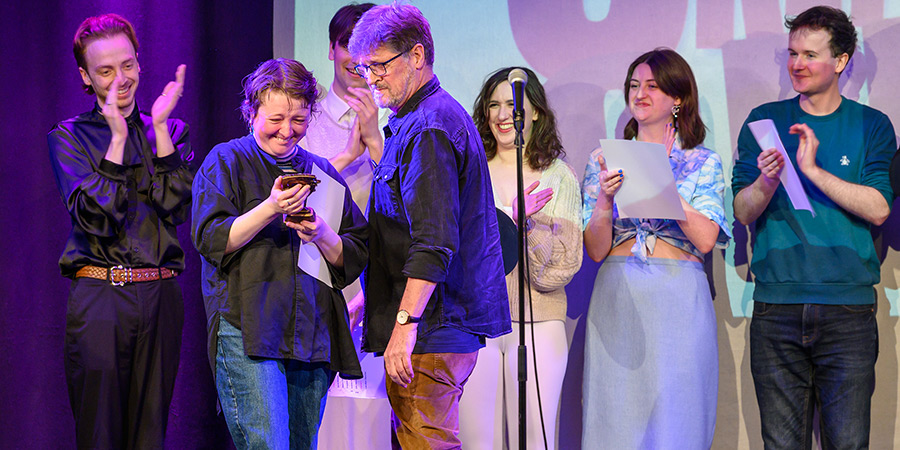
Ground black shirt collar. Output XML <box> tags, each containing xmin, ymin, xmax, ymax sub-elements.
<box><xmin>394</xmin><ymin>75</ymin><xmax>441</xmax><ymax>119</ymax></box>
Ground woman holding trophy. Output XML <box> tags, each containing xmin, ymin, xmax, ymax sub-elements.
<box><xmin>192</xmin><ymin>58</ymin><xmax>367</xmax><ymax>449</ymax></box>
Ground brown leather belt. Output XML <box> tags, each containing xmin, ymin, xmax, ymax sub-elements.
<box><xmin>75</xmin><ymin>265</ymin><xmax>178</xmax><ymax>286</ymax></box>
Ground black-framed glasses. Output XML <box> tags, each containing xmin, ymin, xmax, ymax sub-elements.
<box><xmin>354</xmin><ymin>50</ymin><xmax>407</xmax><ymax>77</ymax></box>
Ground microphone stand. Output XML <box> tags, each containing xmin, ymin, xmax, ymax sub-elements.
<box><xmin>513</xmin><ymin>97</ymin><xmax>528</xmax><ymax>450</ymax></box>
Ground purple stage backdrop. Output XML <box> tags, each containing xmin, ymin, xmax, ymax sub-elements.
<box><xmin>0</xmin><ymin>0</ymin><xmax>273</xmax><ymax>447</ymax></box>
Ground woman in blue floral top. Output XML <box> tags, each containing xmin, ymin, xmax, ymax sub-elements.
<box><xmin>581</xmin><ymin>48</ymin><xmax>732</xmax><ymax>449</ymax></box>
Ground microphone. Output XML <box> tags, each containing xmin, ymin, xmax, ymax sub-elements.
<box><xmin>507</xmin><ymin>67</ymin><xmax>530</xmax><ymax>448</ymax></box>
<box><xmin>507</xmin><ymin>68</ymin><xmax>528</xmax><ymax>129</ymax></box>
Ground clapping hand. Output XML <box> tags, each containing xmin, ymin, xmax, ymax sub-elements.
<box><xmin>151</xmin><ymin>64</ymin><xmax>186</xmax><ymax>127</ymax></box>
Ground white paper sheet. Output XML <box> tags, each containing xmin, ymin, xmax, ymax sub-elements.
<box><xmin>747</xmin><ymin>119</ymin><xmax>816</xmax><ymax>217</ymax></box>
<box><xmin>598</xmin><ymin>139</ymin><xmax>686</xmax><ymax>221</ymax></box>
<box><xmin>296</xmin><ymin>164</ymin><xmax>347</xmax><ymax>288</ymax></box>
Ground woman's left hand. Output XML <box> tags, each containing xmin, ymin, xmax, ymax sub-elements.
<box><xmin>286</xmin><ymin>212</ymin><xmax>345</xmax><ymax>267</ymax></box>
<box><xmin>664</xmin><ymin>122</ymin><xmax>677</xmax><ymax>155</ymax></box>
<box><xmin>285</xmin><ymin>212</ymin><xmax>329</xmax><ymax>243</ymax></box>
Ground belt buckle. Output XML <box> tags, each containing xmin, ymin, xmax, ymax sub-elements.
<box><xmin>108</xmin><ymin>265</ymin><xmax>132</xmax><ymax>286</ymax></box>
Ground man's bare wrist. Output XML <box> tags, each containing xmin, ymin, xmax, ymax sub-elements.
<box><xmin>802</xmin><ymin>165</ymin><xmax>824</xmax><ymax>182</ymax></box>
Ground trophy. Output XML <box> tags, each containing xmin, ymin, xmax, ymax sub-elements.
<box><xmin>281</xmin><ymin>173</ymin><xmax>321</xmax><ymax>223</ymax></box>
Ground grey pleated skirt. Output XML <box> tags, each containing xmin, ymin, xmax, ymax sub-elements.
<box><xmin>582</xmin><ymin>255</ymin><xmax>717</xmax><ymax>449</ymax></box>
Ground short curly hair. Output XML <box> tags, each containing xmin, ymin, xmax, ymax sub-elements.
<box><xmin>240</xmin><ymin>58</ymin><xmax>318</xmax><ymax>125</ymax></box>
<box><xmin>785</xmin><ymin>6</ymin><xmax>857</xmax><ymax>62</ymax></box>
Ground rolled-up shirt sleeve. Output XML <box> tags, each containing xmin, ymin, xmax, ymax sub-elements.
<box><xmin>398</xmin><ymin>129</ymin><xmax>459</xmax><ymax>282</ymax></box>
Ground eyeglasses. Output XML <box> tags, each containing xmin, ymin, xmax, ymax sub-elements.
<box><xmin>354</xmin><ymin>50</ymin><xmax>407</xmax><ymax>77</ymax></box>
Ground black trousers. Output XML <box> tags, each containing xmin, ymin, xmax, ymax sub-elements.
<box><xmin>64</xmin><ymin>277</ymin><xmax>184</xmax><ymax>449</ymax></box>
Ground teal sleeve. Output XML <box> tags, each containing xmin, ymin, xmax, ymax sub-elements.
<box><xmin>731</xmin><ymin>108</ymin><xmax>764</xmax><ymax>197</ymax></box>
<box><xmin>860</xmin><ymin>110</ymin><xmax>896</xmax><ymax>206</ymax></box>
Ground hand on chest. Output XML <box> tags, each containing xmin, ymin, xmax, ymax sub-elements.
<box><xmin>489</xmin><ymin>162</ymin><xmax>542</xmax><ymax>206</ymax></box>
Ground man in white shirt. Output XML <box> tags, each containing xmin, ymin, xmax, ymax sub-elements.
<box><xmin>301</xmin><ymin>3</ymin><xmax>385</xmax><ymax>213</ymax></box>
<box><xmin>301</xmin><ymin>4</ymin><xmax>392</xmax><ymax>449</ymax></box>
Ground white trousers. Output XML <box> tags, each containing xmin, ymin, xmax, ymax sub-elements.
<box><xmin>459</xmin><ymin>320</ymin><xmax>569</xmax><ymax>450</ymax></box>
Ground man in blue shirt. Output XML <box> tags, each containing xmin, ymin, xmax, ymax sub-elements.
<box><xmin>732</xmin><ymin>6</ymin><xmax>895</xmax><ymax>448</ymax></box>
<box><xmin>348</xmin><ymin>3</ymin><xmax>511</xmax><ymax>447</ymax></box>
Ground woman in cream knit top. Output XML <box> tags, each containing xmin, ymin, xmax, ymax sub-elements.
<box><xmin>458</xmin><ymin>67</ymin><xmax>582</xmax><ymax>450</ymax></box>
<box><xmin>501</xmin><ymin>158</ymin><xmax>582</xmax><ymax>322</ymax></box>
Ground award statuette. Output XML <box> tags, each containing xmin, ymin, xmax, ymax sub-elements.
<box><xmin>281</xmin><ymin>173</ymin><xmax>321</xmax><ymax>223</ymax></box>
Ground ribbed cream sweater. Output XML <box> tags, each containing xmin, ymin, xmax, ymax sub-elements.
<box><xmin>496</xmin><ymin>159</ymin><xmax>583</xmax><ymax>322</ymax></box>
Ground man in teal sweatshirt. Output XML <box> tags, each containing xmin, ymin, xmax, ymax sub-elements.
<box><xmin>732</xmin><ymin>5</ymin><xmax>895</xmax><ymax>449</ymax></box>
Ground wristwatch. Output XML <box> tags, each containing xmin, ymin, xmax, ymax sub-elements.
<box><xmin>396</xmin><ymin>309</ymin><xmax>422</xmax><ymax>325</ymax></box>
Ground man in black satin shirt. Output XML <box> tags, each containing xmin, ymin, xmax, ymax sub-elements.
<box><xmin>47</xmin><ymin>14</ymin><xmax>191</xmax><ymax>449</ymax></box>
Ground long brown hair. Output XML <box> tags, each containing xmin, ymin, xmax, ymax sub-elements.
<box><xmin>473</xmin><ymin>67</ymin><xmax>565</xmax><ymax>171</ymax></box>
<box><xmin>623</xmin><ymin>48</ymin><xmax>706</xmax><ymax>150</ymax></box>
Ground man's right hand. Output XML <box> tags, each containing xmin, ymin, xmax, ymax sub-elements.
<box><xmin>346</xmin><ymin>87</ymin><xmax>380</xmax><ymax>143</ymax></box>
<box><xmin>344</xmin><ymin>117</ymin><xmax>365</xmax><ymax>160</ymax></box>
<box><xmin>346</xmin><ymin>86</ymin><xmax>384</xmax><ymax>162</ymax></box>
<box><xmin>346</xmin><ymin>291</ymin><xmax>365</xmax><ymax>332</ymax></box>
<box><xmin>102</xmin><ymin>77</ymin><xmax>128</xmax><ymax>164</ymax></box>
<box><xmin>329</xmin><ymin>117</ymin><xmax>364</xmax><ymax>172</ymax></box>
<box><xmin>734</xmin><ymin>147</ymin><xmax>785</xmax><ymax>226</ymax></box>
<box><xmin>384</xmin><ymin>322</ymin><xmax>417</xmax><ymax>388</ymax></box>
<box><xmin>757</xmin><ymin>147</ymin><xmax>784</xmax><ymax>182</ymax></box>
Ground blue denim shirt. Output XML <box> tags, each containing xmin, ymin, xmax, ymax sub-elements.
<box><xmin>363</xmin><ymin>76</ymin><xmax>511</xmax><ymax>353</ymax></box>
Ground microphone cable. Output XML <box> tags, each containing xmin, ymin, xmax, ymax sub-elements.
<box><xmin>523</xmin><ymin>222</ymin><xmax>550</xmax><ymax>450</ymax></box>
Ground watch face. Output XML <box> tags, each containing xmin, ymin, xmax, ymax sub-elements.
<box><xmin>397</xmin><ymin>310</ymin><xmax>410</xmax><ymax>324</ymax></box>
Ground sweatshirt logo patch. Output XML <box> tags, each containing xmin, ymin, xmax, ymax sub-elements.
<box><xmin>840</xmin><ymin>155</ymin><xmax>850</xmax><ymax>166</ymax></box>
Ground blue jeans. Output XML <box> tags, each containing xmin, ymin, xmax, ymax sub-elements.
<box><xmin>216</xmin><ymin>317</ymin><xmax>334</xmax><ymax>450</ymax></box>
<box><xmin>750</xmin><ymin>302</ymin><xmax>878</xmax><ymax>450</ymax></box>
